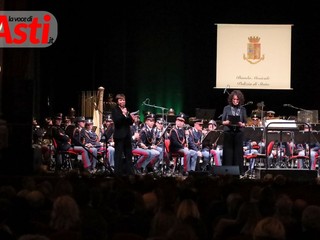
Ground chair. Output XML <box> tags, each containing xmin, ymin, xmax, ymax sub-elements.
<box><xmin>244</xmin><ymin>153</ymin><xmax>258</xmax><ymax>176</ymax></box>
<box><xmin>244</xmin><ymin>141</ymin><xmax>275</xmax><ymax>177</ymax></box>
<box><xmin>52</xmin><ymin>138</ymin><xmax>79</xmax><ymax>172</ymax></box>
<box><xmin>94</xmin><ymin>146</ymin><xmax>109</xmax><ymax>172</ymax></box>
<box><xmin>287</xmin><ymin>144</ymin><xmax>309</xmax><ymax>169</ymax></box>
<box><xmin>264</xmin><ymin>140</ymin><xmax>287</xmax><ymax>168</ymax></box>
<box><xmin>164</xmin><ymin>139</ymin><xmax>184</xmax><ymax>175</ymax></box>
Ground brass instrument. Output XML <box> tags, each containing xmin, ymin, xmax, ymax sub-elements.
<box><xmin>155</xmin><ymin>123</ymin><xmax>171</xmax><ymax>146</ymax></box>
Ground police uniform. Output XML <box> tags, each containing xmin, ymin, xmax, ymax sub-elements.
<box><xmin>51</xmin><ymin>114</ymin><xmax>93</xmax><ymax>171</ymax></box>
<box><xmin>136</xmin><ymin>113</ymin><xmax>160</xmax><ymax>172</ymax></box>
<box><xmin>169</xmin><ymin>113</ymin><xmax>197</xmax><ymax>173</ymax></box>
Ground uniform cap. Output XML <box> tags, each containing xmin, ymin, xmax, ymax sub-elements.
<box><xmin>194</xmin><ymin>119</ymin><xmax>203</xmax><ymax>125</ymax></box>
<box><xmin>145</xmin><ymin>113</ymin><xmax>155</xmax><ymax>121</ymax></box>
<box><xmin>156</xmin><ymin>118</ymin><xmax>164</xmax><ymax>124</ymax></box>
<box><xmin>85</xmin><ymin>119</ymin><xmax>94</xmax><ymax>125</ymax></box>
<box><xmin>54</xmin><ymin>113</ymin><xmax>63</xmax><ymax>120</ymax></box>
<box><xmin>267</xmin><ymin>110</ymin><xmax>275</xmax><ymax>115</ymax></box>
<box><xmin>105</xmin><ymin>114</ymin><xmax>113</xmax><ymax>122</ymax></box>
<box><xmin>176</xmin><ymin>112</ymin><xmax>187</xmax><ymax>122</ymax></box>
<box><xmin>75</xmin><ymin>116</ymin><xmax>86</xmax><ymax>122</ymax></box>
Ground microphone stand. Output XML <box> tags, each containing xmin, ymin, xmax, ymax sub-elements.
<box><xmin>223</xmin><ymin>85</ymin><xmax>230</xmax><ymax>95</ymax></box>
<box><xmin>157</xmin><ymin>123</ymin><xmax>171</xmax><ymax>176</ymax></box>
<box><xmin>259</xmin><ymin>101</ymin><xmax>266</xmax><ymax>146</ymax></box>
<box><xmin>142</xmin><ymin>98</ymin><xmax>169</xmax><ymax>124</ymax></box>
<box><xmin>286</xmin><ymin>104</ymin><xmax>313</xmax><ymax>113</ymax></box>
<box><xmin>259</xmin><ymin>101</ymin><xmax>265</xmax><ymax>127</ymax></box>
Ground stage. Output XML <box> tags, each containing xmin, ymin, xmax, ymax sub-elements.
<box><xmin>255</xmin><ymin>167</ymin><xmax>318</xmax><ymax>182</ymax></box>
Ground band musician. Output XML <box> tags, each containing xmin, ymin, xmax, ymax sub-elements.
<box><xmin>51</xmin><ymin>114</ymin><xmax>94</xmax><ymax>172</ymax></box>
<box><xmin>246</xmin><ymin>114</ymin><xmax>263</xmax><ymax>127</ymax></box>
<box><xmin>154</xmin><ymin>117</ymin><xmax>168</xmax><ymax>170</ymax></box>
<box><xmin>169</xmin><ymin>113</ymin><xmax>197</xmax><ymax>174</ymax></box>
<box><xmin>251</xmin><ymin>102</ymin><xmax>266</xmax><ymax>120</ymax></box>
<box><xmin>187</xmin><ymin>119</ymin><xmax>204</xmax><ymax>171</ymax></box>
<box><xmin>201</xmin><ymin>120</ymin><xmax>222</xmax><ymax>167</ymax></box>
<box><xmin>74</xmin><ymin>117</ymin><xmax>98</xmax><ymax>171</ymax></box>
<box><xmin>81</xmin><ymin>119</ymin><xmax>102</xmax><ymax>149</ymax></box>
<box><xmin>100</xmin><ymin>114</ymin><xmax>115</xmax><ymax>168</ymax></box>
<box><xmin>136</xmin><ymin>113</ymin><xmax>160</xmax><ymax>172</ymax></box>
<box><xmin>131</xmin><ymin>114</ymin><xmax>151</xmax><ymax>174</ymax></box>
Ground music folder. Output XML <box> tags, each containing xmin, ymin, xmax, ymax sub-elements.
<box><xmin>228</xmin><ymin>115</ymin><xmax>240</xmax><ymax>125</ymax></box>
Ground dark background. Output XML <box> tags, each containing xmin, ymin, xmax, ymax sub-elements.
<box><xmin>3</xmin><ymin>0</ymin><xmax>320</xmax><ymax>123</ymax></box>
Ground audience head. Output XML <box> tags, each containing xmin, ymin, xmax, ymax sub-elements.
<box><xmin>253</xmin><ymin>217</ymin><xmax>286</xmax><ymax>240</ymax></box>
<box><xmin>301</xmin><ymin>205</ymin><xmax>320</xmax><ymax>232</ymax></box>
<box><xmin>176</xmin><ymin>198</ymin><xmax>200</xmax><ymax>220</ymax></box>
<box><xmin>50</xmin><ymin>195</ymin><xmax>80</xmax><ymax>231</ymax></box>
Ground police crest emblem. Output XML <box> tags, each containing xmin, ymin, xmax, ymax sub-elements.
<box><xmin>243</xmin><ymin>36</ymin><xmax>265</xmax><ymax>64</ymax></box>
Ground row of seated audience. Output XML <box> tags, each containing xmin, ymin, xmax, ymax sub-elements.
<box><xmin>1</xmin><ymin>171</ymin><xmax>320</xmax><ymax>240</ymax></box>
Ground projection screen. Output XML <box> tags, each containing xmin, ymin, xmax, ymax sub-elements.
<box><xmin>216</xmin><ymin>24</ymin><xmax>293</xmax><ymax>90</ymax></box>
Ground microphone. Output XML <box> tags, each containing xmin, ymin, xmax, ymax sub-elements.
<box><xmin>242</xmin><ymin>101</ymin><xmax>253</xmax><ymax>107</ymax></box>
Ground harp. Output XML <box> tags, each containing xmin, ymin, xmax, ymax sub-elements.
<box><xmin>92</xmin><ymin>86</ymin><xmax>104</xmax><ymax>136</ymax></box>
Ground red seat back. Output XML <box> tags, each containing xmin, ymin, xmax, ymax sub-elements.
<box><xmin>164</xmin><ymin>139</ymin><xmax>171</xmax><ymax>153</ymax></box>
<box><xmin>267</xmin><ymin>141</ymin><xmax>275</xmax><ymax>156</ymax></box>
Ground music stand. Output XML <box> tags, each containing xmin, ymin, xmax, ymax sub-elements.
<box><xmin>267</xmin><ymin>131</ymin><xmax>293</xmax><ymax>143</ymax></box>
<box><xmin>166</xmin><ymin>115</ymin><xmax>176</xmax><ymax>124</ymax></box>
<box><xmin>294</xmin><ymin>130</ymin><xmax>314</xmax><ymax>144</ymax></box>
<box><xmin>265</xmin><ymin>121</ymin><xmax>309</xmax><ymax>170</ymax></box>
<box><xmin>297</xmin><ymin>110</ymin><xmax>318</xmax><ymax>124</ymax></box>
<box><xmin>243</xmin><ymin>127</ymin><xmax>264</xmax><ymax>142</ymax></box>
<box><xmin>202</xmin><ymin>130</ymin><xmax>224</xmax><ymax>146</ymax></box>
<box><xmin>311</xmin><ymin>131</ymin><xmax>320</xmax><ymax>144</ymax></box>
